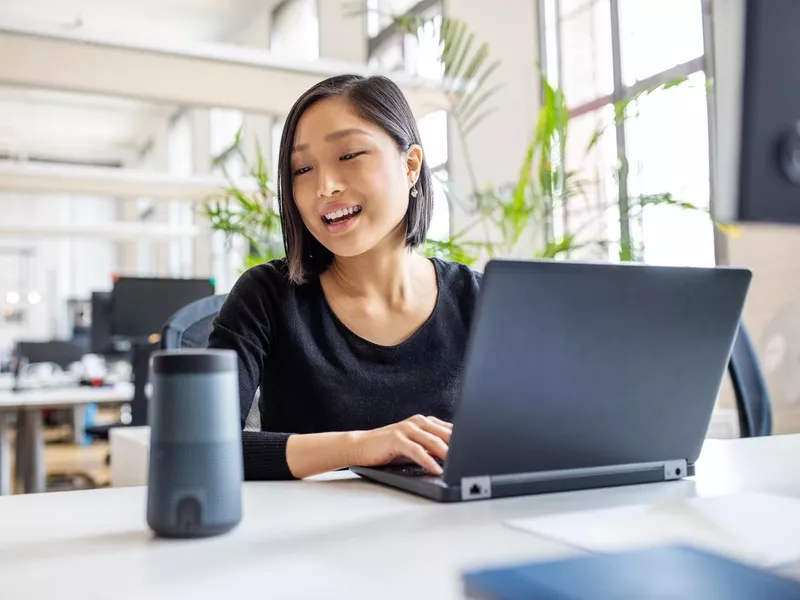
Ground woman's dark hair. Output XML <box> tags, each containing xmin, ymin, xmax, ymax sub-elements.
<box><xmin>277</xmin><ymin>73</ymin><xmax>433</xmax><ymax>284</ymax></box>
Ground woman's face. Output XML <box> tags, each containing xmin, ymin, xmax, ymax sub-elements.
<box><xmin>290</xmin><ymin>95</ymin><xmax>423</xmax><ymax>258</ymax></box>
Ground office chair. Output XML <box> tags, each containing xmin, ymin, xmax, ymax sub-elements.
<box><xmin>160</xmin><ymin>294</ymin><xmax>229</xmax><ymax>350</ymax></box>
<box><xmin>160</xmin><ymin>295</ymin><xmax>261</xmax><ymax>431</ymax></box>
<box><xmin>728</xmin><ymin>324</ymin><xmax>772</xmax><ymax>437</ymax></box>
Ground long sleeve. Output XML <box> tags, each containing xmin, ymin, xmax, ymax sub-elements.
<box><xmin>207</xmin><ymin>264</ymin><xmax>296</xmax><ymax>480</ymax></box>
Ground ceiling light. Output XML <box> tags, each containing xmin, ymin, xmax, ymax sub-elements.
<box><xmin>27</xmin><ymin>291</ymin><xmax>42</xmax><ymax>305</ymax></box>
<box><xmin>6</xmin><ymin>291</ymin><xmax>20</xmax><ymax>305</ymax></box>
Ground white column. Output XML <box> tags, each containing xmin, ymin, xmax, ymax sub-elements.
<box><xmin>318</xmin><ymin>0</ymin><xmax>368</xmax><ymax>62</ymax></box>
<box><xmin>440</xmin><ymin>0</ymin><xmax>541</xmax><ymax>258</ymax></box>
<box><xmin>191</xmin><ymin>108</ymin><xmax>213</xmax><ymax>279</ymax></box>
<box><xmin>117</xmin><ymin>194</ymin><xmax>140</xmax><ymax>275</ymax></box>
<box><xmin>150</xmin><ymin>124</ymin><xmax>171</xmax><ymax>277</ymax></box>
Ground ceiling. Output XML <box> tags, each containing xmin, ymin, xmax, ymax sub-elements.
<box><xmin>0</xmin><ymin>87</ymin><xmax>174</xmax><ymax>166</ymax></box>
<box><xmin>0</xmin><ymin>0</ymin><xmax>277</xmax><ymax>45</ymax></box>
<box><xmin>0</xmin><ymin>0</ymin><xmax>283</xmax><ymax>167</ymax></box>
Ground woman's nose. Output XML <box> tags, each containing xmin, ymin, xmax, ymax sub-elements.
<box><xmin>316</xmin><ymin>166</ymin><xmax>343</xmax><ymax>198</ymax></box>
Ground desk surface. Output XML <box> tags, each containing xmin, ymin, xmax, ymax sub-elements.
<box><xmin>1</xmin><ymin>434</ymin><xmax>798</xmax><ymax>600</ymax></box>
<box><xmin>0</xmin><ymin>382</ymin><xmax>133</xmax><ymax>410</ymax></box>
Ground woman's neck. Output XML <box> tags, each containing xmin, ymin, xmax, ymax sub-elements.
<box><xmin>326</xmin><ymin>243</ymin><xmax>429</xmax><ymax>308</ymax></box>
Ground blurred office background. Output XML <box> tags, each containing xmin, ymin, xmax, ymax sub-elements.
<box><xmin>0</xmin><ymin>0</ymin><xmax>798</xmax><ymax>493</ymax></box>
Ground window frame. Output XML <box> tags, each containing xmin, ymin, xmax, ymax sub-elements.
<box><xmin>540</xmin><ymin>0</ymin><xmax>713</xmax><ymax>264</ymax></box>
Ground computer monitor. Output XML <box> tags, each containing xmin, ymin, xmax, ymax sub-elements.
<box><xmin>715</xmin><ymin>0</ymin><xmax>800</xmax><ymax>225</ymax></box>
<box><xmin>90</xmin><ymin>291</ymin><xmax>115</xmax><ymax>355</ymax></box>
<box><xmin>110</xmin><ymin>277</ymin><xmax>215</xmax><ymax>341</ymax></box>
<box><xmin>13</xmin><ymin>340</ymin><xmax>86</xmax><ymax>370</ymax></box>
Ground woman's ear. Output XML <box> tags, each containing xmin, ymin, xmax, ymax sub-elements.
<box><xmin>405</xmin><ymin>144</ymin><xmax>424</xmax><ymax>187</ymax></box>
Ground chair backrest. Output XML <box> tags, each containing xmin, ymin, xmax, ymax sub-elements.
<box><xmin>160</xmin><ymin>294</ymin><xmax>228</xmax><ymax>350</ymax></box>
<box><xmin>728</xmin><ymin>324</ymin><xmax>773</xmax><ymax>437</ymax></box>
<box><xmin>160</xmin><ymin>293</ymin><xmax>261</xmax><ymax>431</ymax></box>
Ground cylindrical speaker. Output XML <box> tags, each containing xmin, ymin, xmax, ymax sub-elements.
<box><xmin>146</xmin><ymin>349</ymin><xmax>243</xmax><ymax>538</ymax></box>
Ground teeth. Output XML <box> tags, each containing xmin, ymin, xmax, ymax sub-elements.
<box><xmin>324</xmin><ymin>205</ymin><xmax>361</xmax><ymax>222</ymax></box>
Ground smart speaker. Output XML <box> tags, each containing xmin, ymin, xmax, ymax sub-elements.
<box><xmin>146</xmin><ymin>349</ymin><xmax>243</xmax><ymax>538</ymax></box>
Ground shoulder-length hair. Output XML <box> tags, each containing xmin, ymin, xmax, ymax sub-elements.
<box><xmin>277</xmin><ymin>74</ymin><xmax>433</xmax><ymax>284</ymax></box>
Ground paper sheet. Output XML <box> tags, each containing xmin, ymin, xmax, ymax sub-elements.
<box><xmin>506</xmin><ymin>493</ymin><xmax>800</xmax><ymax>569</ymax></box>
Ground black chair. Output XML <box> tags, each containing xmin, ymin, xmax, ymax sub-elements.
<box><xmin>160</xmin><ymin>294</ymin><xmax>228</xmax><ymax>350</ymax></box>
<box><xmin>160</xmin><ymin>294</ymin><xmax>261</xmax><ymax>430</ymax></box>
<box><xmin>728</xmin><ymin>324</ymin><xmax>772</xmax><ymax>437</ymax></box>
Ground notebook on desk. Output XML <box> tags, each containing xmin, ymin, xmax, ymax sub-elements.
<box><xmin>462</xmin><ymin>545</ymin><xmax>800</xmax><ymax>600</ymax></box>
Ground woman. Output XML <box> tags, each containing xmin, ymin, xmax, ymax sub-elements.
<box><xmin>208</xmin><ymin>73</ymin><xmax>481</xmax><ymax>480</ymax></box>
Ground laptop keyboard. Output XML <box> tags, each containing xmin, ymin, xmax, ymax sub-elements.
<box><xmin>377</xmin><ymin>458</ymin><xmax>444</xmax><ymax>477</ymax></box>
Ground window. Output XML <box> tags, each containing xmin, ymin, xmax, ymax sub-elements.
<box><xmin>625</xmin><ymin>71</ymin><xmax>714</xmax><ymax>266</ymax></box>
<box><xmin>418</xmin><ymin>109</ymin><xmax>449</xmax><ymax>241</ymax></box>
<box><xmin>618</xmin><ymin>0</ymin><xmax>705</xmax><ymax>86</ymax></box>
<box><xmin>541</xmin><ymin>0</ymin><xmax>712</xmax><ymax>266</ymax></box>
<box><xmin>367</xmin><ymin>0</ymin><xmax>423</xmax><ymax>38</ymax></box>
<box><xmin>558</xmin><ymin>0</ymin><xmax>614</xmax><ymax>108</ymax></box>
<box><xmin>368</xmin><ymin>1</ymin><xmax>443</xmax><ymax>79</ymax></box>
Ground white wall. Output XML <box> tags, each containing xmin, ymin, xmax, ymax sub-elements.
<box><xmin>442</xmin><ymin>0</ymin><xmax>541</xmax><ymax>255</ymax></box>
<box><xmin>229</xmin><ymin>2</ymin><xmax>272</xmax><ymax>48</ymax></box>
<box><xmin>318</xmin><ymin>0</ymin><xmax>368</xmax><ymax>63</ymax></box>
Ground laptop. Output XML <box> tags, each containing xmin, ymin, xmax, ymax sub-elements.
<box><xmin>351</xmin><ymin>259</ymin><xmax>752</xmax><ymax>502</ymax></box>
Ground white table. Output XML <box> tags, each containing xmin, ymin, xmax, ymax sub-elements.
<box><xmin>0</xmin><ymin>434</ymin><xmax>798</xmax><ymax>599</ymax></box>
<box><xmin>0</xmin><ymin>383</ymin><xmax>134</xmax><ymax>495</ymax></box>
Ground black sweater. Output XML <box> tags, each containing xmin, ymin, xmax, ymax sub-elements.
<box><xmin>207</xmin><ymin>257</ymin><xmax>482</xmax><ymax>480</ymax></box>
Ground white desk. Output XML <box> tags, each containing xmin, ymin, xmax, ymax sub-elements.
<box><xmin>0</xmin><ymin>434</ymin><xmax>798</xmax><ymax>599</ymax></box>
<box><xmin>0</xmin><ymin>383</ymin><xmax>134</xmax><ymax>495</ymax></box>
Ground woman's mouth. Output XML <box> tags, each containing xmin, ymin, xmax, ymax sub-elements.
<box><xmin>321</xmin><ymin>205</ymin><xmax>362</xmax><ymax>233</ymax></box>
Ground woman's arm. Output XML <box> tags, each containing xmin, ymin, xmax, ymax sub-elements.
<box><xmin>285</xmin><ymin>415</ymin><xmax>452</xmax><ymax>479</ymax></box>
<box><xmin>208</xmin><ymin>265</ymin><xmax>299</xmax><ymax>480</ymax></box>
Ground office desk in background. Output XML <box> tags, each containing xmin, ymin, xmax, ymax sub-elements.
<box><xmin>0</xmin><ymin>434</ymin><xmax>798</xmax><ymax>599</ymax></box>
<box><xmin>0</xmin><ymin>383</ymin><xmax>134</xmax><ymax>495</ymax></box>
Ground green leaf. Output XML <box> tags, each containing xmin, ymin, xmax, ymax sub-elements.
<box><xmin>537</xmin><ymin>235</ymin><xmax>575</xmax><ymax>259</ymax></box>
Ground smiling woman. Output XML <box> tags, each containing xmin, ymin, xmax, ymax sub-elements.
<box><xmin>207</xmin><ymin>74</ymin><xmax>482</xmax><ymax>482</ymax></box>
<box><xmin>278</xmin><ymin>76</ymin><xmax>432</xmax><ymax>284</ymax></box>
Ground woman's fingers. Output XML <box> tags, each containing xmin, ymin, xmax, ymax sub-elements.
<box><xmin>416</xmin><ymin>419</ymin><xmax>452</xmax><ymax>444</ymax></box>
<box><xmin>400</xmin><ymin>438</ymin><xmax>444</xmax><ymax>475</ymax></box>
<box><xmin>426</xmin><ymin>416</ymin><xmax>454</xmax><ymax>430</ymax></box>
<box><xmin>403</xmin><ymin>423</ymin><xmax>449</xmax><ymax>461</ymax></box>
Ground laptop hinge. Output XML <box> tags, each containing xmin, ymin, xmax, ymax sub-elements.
<box><xmin>488</xmin><ymin>460</ymin><xmax>690</xmax><ymax>487</ymax></box>
<box><xmin>461</xmin><ymin>476</ymin><xmax>492</xmax><ymax>500</ymax></box>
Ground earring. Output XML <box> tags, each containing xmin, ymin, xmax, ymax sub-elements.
<box><xmin>410</xmin><ymin>186</ymin><xmax>418</xmax><ymax>198</ymax></box>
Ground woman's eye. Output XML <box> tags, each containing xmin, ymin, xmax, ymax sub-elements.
<box><xmin>340</xmin><ymin>151</ymin><xmax>364</xmax><ymax>161</ymax></box>
<box><xmin>293</xmin><ymin>166</ymin><xmax>312</xmax><ymax>176</ymax></box>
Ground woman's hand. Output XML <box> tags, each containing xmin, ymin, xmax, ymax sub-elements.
<box><xmin>346</xmin><ymin>414</ymin><xmax>453</xmax><ymax>475</ymax></box>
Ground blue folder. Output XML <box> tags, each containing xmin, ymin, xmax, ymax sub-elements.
<box><xmin>462</xmin><ymin>545</ymin><xmax>800</xmax><ymax>599</ymax></box>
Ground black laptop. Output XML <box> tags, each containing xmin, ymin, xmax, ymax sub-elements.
<box><xmin>351</xmin><ymin>259</ymin><xmax>752</xmax><ymax>502</ymax></box>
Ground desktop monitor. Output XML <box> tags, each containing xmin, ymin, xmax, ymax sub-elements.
<box><xmin>14</xmin><ymin>340</ymin><xmax>86</xmax><ymax>370</ymax></box>
<box><xmin>110</xmin><ymin>277</ymin><xmax>215</xmax><ymax>341</ymax></box>
<box><xmin>90</xmin><ymin>291</ymin><xmax>116</xmax><ymax>355</ymax></box>
<box><xmin>715</xmin><ymin>0</ymin><xmax>800</xmax><ymax>225</ymax></box>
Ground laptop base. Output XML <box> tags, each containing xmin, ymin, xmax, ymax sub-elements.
<box><xmin>351</xmin><ymin>461</ymin><xmax>694</xmax><ymax>503</ymax></box>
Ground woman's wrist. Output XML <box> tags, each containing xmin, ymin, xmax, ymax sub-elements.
<box><xmin>286</xmin><ymin>430</ymin><xmax>363</xmax><ymax>479</ymax></box>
